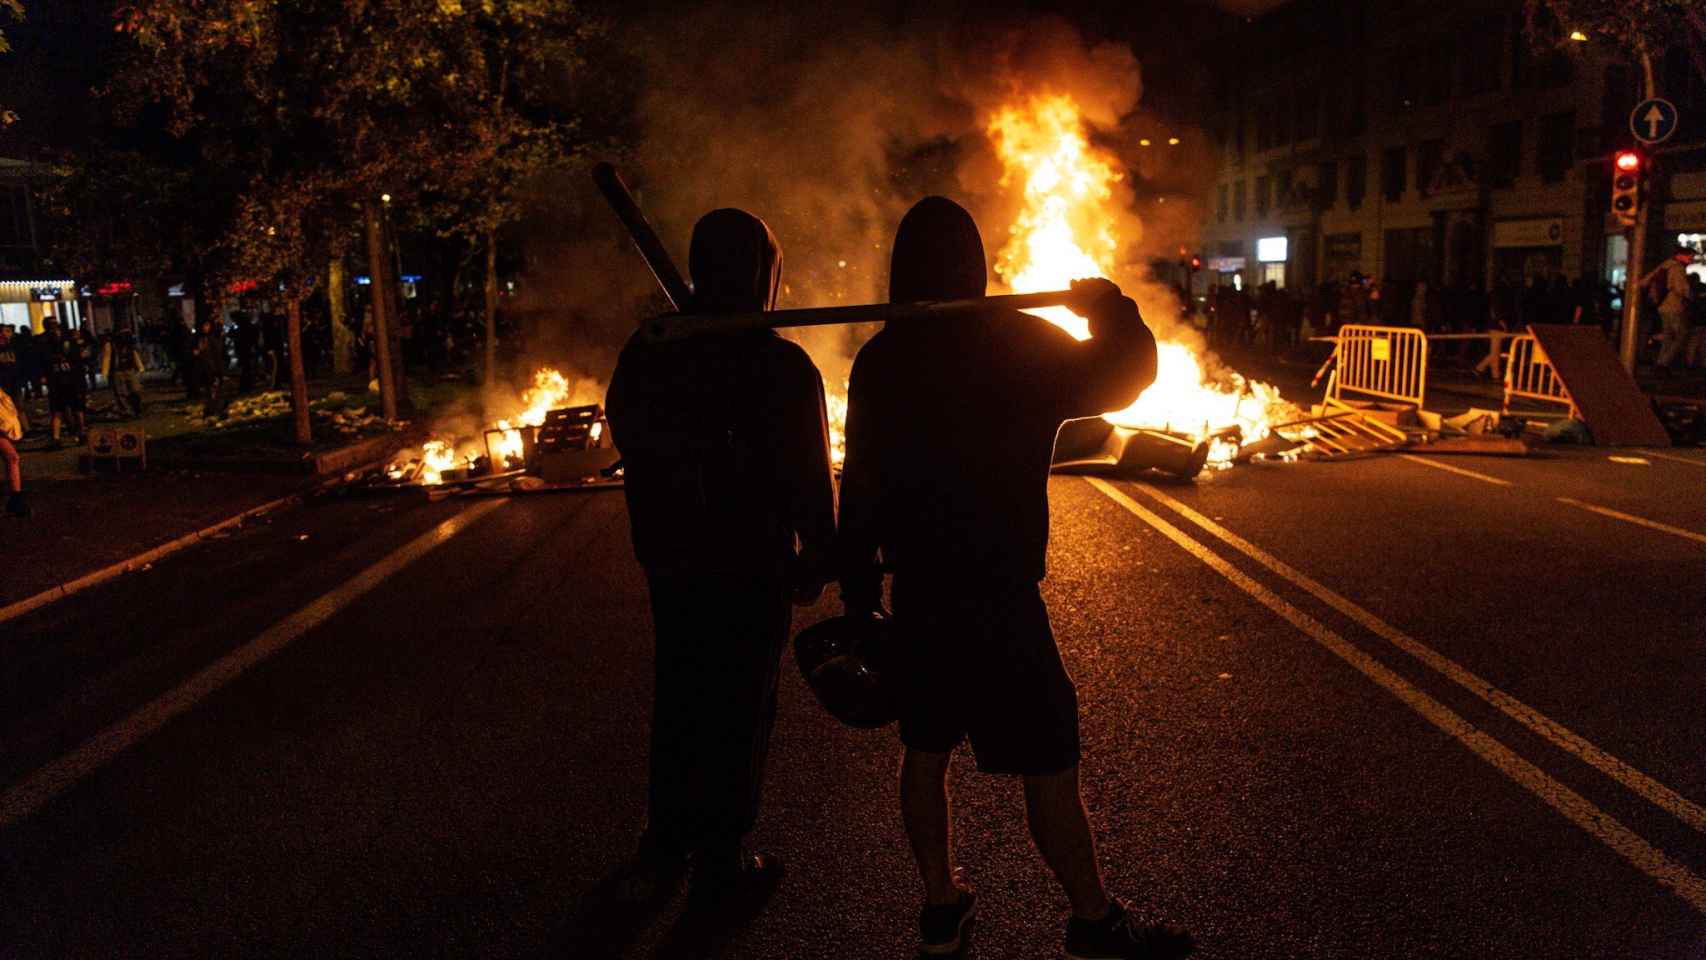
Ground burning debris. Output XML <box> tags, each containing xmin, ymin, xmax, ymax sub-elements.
<box><xmin>380</xmin><ymin>367</ymin><xmax>619</xmax><ymax>489</ymax></box>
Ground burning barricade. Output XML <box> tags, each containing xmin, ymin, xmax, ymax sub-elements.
<box><xmin>601</xmin><ymin>88</ymin><xmax>1314</xmax><ymax>481</ymax></box>
<box><xmin>374</xmin><ymin>367</ymin><xmax>620</xmax><ymax>492</ymax></box>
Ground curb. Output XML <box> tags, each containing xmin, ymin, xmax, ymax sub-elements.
<box><xmin>0</xmin><ymin>494</ymin><xmax>303</xmax><ymax>627</ymax></box>
<box><xmin>0</xmin><ymin>446</ymin><xmax>410</xmax><ymax>627</ymax></box>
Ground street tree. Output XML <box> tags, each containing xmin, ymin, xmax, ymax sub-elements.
<box><xmin>1525</xmin><ymin>1</ymin><xmax>1706</xmax><ymax>97</ymax></box>
<box><xmin>0</xmin><ymin>0</ymin><xmax>21</xmax><ymax>125</ymax></box>
<box><xmin>112</xmin><ymin>0</ymin><xmax>603</xmax><ymax>422</ymax></box>
<box><xmin>397</xmin><ymin>1</ymin><xmax>600</xmax><ymax>394</ymax></box>
<box><xmin>225</xmin><ymin>175</ymin><xmax>348</xmax><ymax>445</ymax></box>
<box><xmin>39</xmin><ymin>145</ymin><xmax>225</xmax><ymax>307</ymax></box>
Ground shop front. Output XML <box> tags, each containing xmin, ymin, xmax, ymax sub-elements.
<box><xmin>1255</xmin><ymin>235</ymin><xmax>1288</xmax><ymax>288</ymax></box>
<box><xmin>1665</xmin><ymin>199</ymin><xmax>1706</xmax><ymax>284</ymax></box>
<box><xmin>0</xmin><ymin>279</ymin><xmax>83</xmax><ymax>332</ymax></box>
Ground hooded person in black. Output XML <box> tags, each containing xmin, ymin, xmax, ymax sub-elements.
<box><xmin>838</xmin><ymin>197</ymin><xmax>1192</xmax><ymax>959</ymax></box>
<box><xmin>605</xmin><ymin>208</ymin><xmax>835</xmax><ymax>913</ymax></box>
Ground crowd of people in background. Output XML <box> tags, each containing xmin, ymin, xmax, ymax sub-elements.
<box><xmin>1199</xmin><ymin>245</ymin><xmax>1704</xmax><ymax>377</ymax></box>
<box><xmin>1</xmin><ymin>291</ymin><xmax>526</xmax><ymax>436</ymax></box>
<box><xmin>0</xmin><ymin>289</ymin><xmax>529</xmax><ymax>524</ymax></box>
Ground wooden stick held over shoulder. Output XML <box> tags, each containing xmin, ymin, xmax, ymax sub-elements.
<box><xmin>641</xmin><ymin>289</ymin><xmax>1082</xmax><ymax>343</ymax></box>
<box><xmin>592</xmin><ymin>162</ymin><xmax>694</xmax><ymax>315</ymax></box>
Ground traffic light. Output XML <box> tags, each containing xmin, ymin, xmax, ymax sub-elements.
<box><xmin>1189</xmin><ymin>255</ymin><xmax>1202</xmax><ymax>271</ymax></box>
<box><xmin>1611</xmin><ymin>150</ymin><xmax>1643</xmax><ymax>228</ymax></box>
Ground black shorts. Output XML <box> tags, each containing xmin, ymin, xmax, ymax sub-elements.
<box><xmin>47</xmin><ymin>376</ymin><xmax>86</xmax><ymax>414</ymax></box>
<box><xmin>891</xmin><ymin>577</ymin><xmax>1080</xmax><ymax>776</ymax></box>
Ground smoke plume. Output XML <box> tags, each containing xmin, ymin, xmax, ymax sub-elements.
<box><xmin>522</xmin><ymin>4</ymin><xmax>1205</xmax><ymax>393</ymax></box>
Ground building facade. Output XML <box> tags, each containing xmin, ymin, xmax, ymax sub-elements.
<box><xmin>1196</xmin><ymin>0</ymin><xmax>1706</xmax><ymax>308</ymax></box>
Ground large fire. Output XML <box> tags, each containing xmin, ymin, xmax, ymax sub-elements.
<box><xmin>389</xmin><ymin>367</ymin><xmax>578</xmax><ymax>485</ymax></box>
<box><xmin>987</xmin><ymin>93</ymin><xmax>1293</xmax><ymax>462</ymax></box>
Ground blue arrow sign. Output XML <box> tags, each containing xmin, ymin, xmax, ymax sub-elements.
<box><xmin>1630</xmin><ymin>98</ymin><xmax>1679</xmax><ymax>145</ymax></box>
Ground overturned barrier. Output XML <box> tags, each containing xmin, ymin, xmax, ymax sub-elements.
<box><xmin>1504</xmin><ymin>325</ymin><xmax>1670</xmax><ymax>446</ymax></box>
<box><xmin>1502</xmin><ymin>333</ymin><xmax>1578</xmax><ymax>419</ymax></box>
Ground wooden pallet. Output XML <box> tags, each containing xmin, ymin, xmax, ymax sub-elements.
<box><xmin>1272</xmin><ymin>408</ymin><xmax>1413</xmax><ymax>458</ymax></box>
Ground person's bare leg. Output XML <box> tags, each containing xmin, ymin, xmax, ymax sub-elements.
<box><xmin>1</xmin><ymin>436</ymin><xmax>20</xmax><ymax>492</ymax></box>
<box><xmin>1023</xmin><ymin>765</ymin><xmax>1112</xmax><ymax>920</ymax></box>
<box><xmin>900</xmin><ymin>748</ymin><xmax>959</xmax><ymax>904</ymax></box>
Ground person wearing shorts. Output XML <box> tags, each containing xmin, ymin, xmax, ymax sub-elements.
<box><xmin>838</xmin><ymin>197</ymin><xmax>1192</xmax><ymax>959</ymax></box>
<box><xmin>42</xmin><ymin>319</ymin><xmax>87</xmax><ymax>446</ymax></box>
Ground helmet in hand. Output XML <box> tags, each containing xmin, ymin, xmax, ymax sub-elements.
<box><xmin>793</xmin><ymin>609</ymin><xmax>900</xmax><ymax>729</ymax></box>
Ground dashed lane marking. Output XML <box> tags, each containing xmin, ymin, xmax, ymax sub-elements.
<box><xmin>1086</xmin><ymin>477</ymin><xmax>1706</xmax><ymax>916</ymax></box>
<box><xmin>1640</xmin><ymin>450</ymin><xmax>1706</xmax><ymax>469</ymax></box>
<box><xmin>1125</xmin><ymin>480</ymin><xmax>1706</xmax><ymax>841</ymax></box>
<box><xmin>1556</xmin><ymin>497</ymin><xmax>1706</xmax><ymax>547</ymax></box>
<box><xmin>1395</xmin><ymin>454</ymin><xmax>1514</xmax><ymax>486</ymax></box>
<box><xmin>0</xmin><ymin>498</ymin><xmax>510</xmax><ymax>829</ymax></box>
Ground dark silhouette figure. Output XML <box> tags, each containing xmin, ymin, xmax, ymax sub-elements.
<box><xmin>604</xmin><ymin>209</ymin><xmax>835</xmax><ymax>927</ymax></box>
<box><xmin>233</xmin><ymin>312</ymin><xmax>260</xmax><ymax>393</ymax></box>
<box><xmin>42</xmin><ymin>319</ymin><xmax>89</xmax><ymax>445</ymax></box>
<box><xmin>837</xmin><ymin>196</ymin><xmax>1192</xmax><ymax>959</ymax></box>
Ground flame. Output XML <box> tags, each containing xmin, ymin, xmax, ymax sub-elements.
<box><xmin>388</xmin><ymin>366</ymin><xmax>581</xmax><ymax>484</ymax></box>
<box><xmin>987</xmin><ymin>94</ymin><xmax>1292</xmax><ymax>462</ymax></box>
<box><xmin>826</xmin><ymin>391</ymin><xmax>848</xmax><ymax>469</ymax></box>
<box><xmin>418</xmin><ymin>439</ymin><xmax>459</xmax><ymax>486</ymax></box>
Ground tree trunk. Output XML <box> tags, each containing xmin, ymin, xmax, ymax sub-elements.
<box><xmin>286</xmin><ymin>295</ymin><xmax>312</xmax><ymax>447</ymax></box>
<box><xmin>364</xmin><ymin>202</ymin><xmax>399</xmax><ymax>421</ymax></box>
<box><xmin>329</xmin><ymin>258</ymin><xmax>352</xmax><ymax>375</ymax></box>
<box><xmin>484</xmin><ymin>228</ymin><xmax>498</xmax><ymax>390</ymax></box>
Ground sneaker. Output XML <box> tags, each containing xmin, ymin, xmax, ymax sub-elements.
<box><xmin>1064</xmin><ymin>899</ymin><xmax>1194</xmax><ymax>960</ymax></box>
<box><xmin>918</xmin><ymin>870</ymin><xmax>976</xmax><ymax>956</ymax></box>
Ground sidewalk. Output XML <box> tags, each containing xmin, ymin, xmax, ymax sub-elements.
<box><xmin>2</xmin><ymin>372</ymin><xmax>474</xmax><ymax>609</ymax></box>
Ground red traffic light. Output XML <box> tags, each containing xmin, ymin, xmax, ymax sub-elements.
<box><xmin>1615</xmin><ymin>151</ymin><xmax>1641</xmax><ymax>172</ymax></box>
<box><xmin>1189</xmin><ymin>256</ymin><xmax>1202</xmax><ymax>270</ymax></box>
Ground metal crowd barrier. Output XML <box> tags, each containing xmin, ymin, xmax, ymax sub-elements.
<box><xmin>1326</xmin><ymin>324</ymin><xmax>1429</xmax><ymax>408</ymax></box>
<box><xmin>1502</xmin><ymin>332</ymin><xmax>1579</xmax><ymax>419</ymax></box>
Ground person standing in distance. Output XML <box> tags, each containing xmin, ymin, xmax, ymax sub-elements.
<box><xmin>838</xmin><ymin>196</ymin><xmax>1193</xmax><ymax>959</ymax></box>
<box><xmin>605</xmin><ymin>208</ymin><xmax>836</xmax><ymax>921</ymax></box>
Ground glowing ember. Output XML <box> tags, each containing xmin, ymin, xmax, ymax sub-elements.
<box><xmin>987</xmin><ymin>93</ymin><xmax>1293</xmax><ymax>462</ymax></box>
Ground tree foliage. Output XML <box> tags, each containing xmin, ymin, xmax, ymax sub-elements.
<box><xmin>106</xmin><ymin>0</ymin><xmax>601</xmax><ymax>438</ymax></box>
<box><xmin>0</xmin><ymin>0</ymin><xmax>22</xmax><ymax>125</ymax></box>
<box><xmin>1526</xmin><ymin>0</ymin><xmax>1706</xmax><ymax>91</ymax></box>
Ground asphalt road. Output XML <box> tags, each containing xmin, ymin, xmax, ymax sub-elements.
<box><xmin>3</xmin><ymin>444</ymin><xmax>1705</xmax><ymax>959</ymax></box>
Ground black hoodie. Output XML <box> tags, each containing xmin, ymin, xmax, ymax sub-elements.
<box><xmin>838</xmin><ymin>196</ymin><xmax>1156</xmax><ymax>590</ymax></box>
<box><xmin>606</xmin><ymin>209</ymin><xmax>835</xmax><ymax>580</ymax></box>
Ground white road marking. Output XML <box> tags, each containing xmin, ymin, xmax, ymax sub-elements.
<box><xmin>1086</xmin><ymin>477</ymin><xmax>1706</xmax><ymax>916</ymax></box>
<box><xmin>1641</xmin><ymin>450</ymin><xmax>1706</xmax><ymax>469</ymax></box>
<box><xmin>1556</xmin><ymin>498</ymin><xmax>1706</xmax><ymax>547</ymax></box>
<box><xmin>1125</xmin><ymin>480</ymin><xmax>1706</xmax><ymax>841</ymax></box>
<box><xmin>1396</xmin><ymin>454</ymin><xmax>1513</xmax><ymax>486</ymax></box>
<box><xmin>0</xmin><ymin>498</ymin><xmax>509</xmax><ymax>829</ymax></box>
